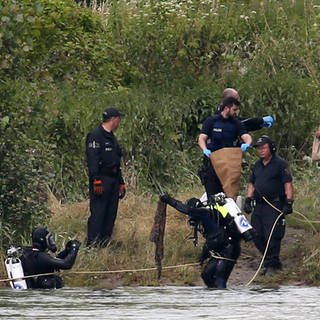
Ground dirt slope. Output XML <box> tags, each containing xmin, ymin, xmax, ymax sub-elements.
<box><xmin>229</xmin><ymin>227</ymin><xmax>306</xmax><ymax>287</ymax></box>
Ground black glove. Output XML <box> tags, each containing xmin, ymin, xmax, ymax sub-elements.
<box><xmin>160</xmin><ymin>193</ymin><xmax>171</xmax><ymax>204</ymax></box>
<box><xmin>160</xmin><ymin>193</ymin><xmax>180</xmax><ymax>208</ymax></box>
<box><xmin>283</xmin><ymin>199</ymin><xmax>293</xmax><ymax>215</ymax></box>
<box><xmin>244</xmin><ymin>197</ymin><xmax>253</xmax><ymax>214</ymax></box>
<box><xmin>66</xmin><ymin>239</ymin><xmax>81</xmax><ymax>252</ymax></box>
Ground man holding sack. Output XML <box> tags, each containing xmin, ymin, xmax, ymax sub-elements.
<box><xmin>198</xmin><ymin>97</ymin><xmax>252</xmax><ymax>199</ymax></box>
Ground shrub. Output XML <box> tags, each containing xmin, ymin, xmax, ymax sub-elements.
<box><xmin>0</xmin><ymin>80</ymin><xmax>54</xmax><ymax>246</ymax></box>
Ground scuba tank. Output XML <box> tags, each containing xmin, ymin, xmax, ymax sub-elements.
<box><xmin>201</xmin><ymin>192</ymin><xmax>254</xmax><ymax>242</ymax></box>
<box><xmin>212</xmin><ymin>192</ymin><xmax>254</xmax><ymax>241</ymax></box>
<box><xmin>5</xmin><ymin>246</ymin><xmax>28</xmax><ymax>290</ymax></box>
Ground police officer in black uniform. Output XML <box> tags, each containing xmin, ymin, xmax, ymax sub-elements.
<box><xmin>215</xmin><ymin>88</ymin><xmax>275</xmax><ymax>132</ymax></box>
<box><xmin>21</xmin><ymin>226</ymin><xmax>80</xmax><ymax>289</ymax></box>
<box><xmin>160</xmin><ymin>193</ymin><xmax>248</xmax><ymax>289</ymax></box>
<box><xmin>198</xmin><ymin>87</ymin><xmax>274</xmax><ymax>198</ymax></box>
<box><xmin>244</xmin><ymin>135</ymin><xmax>294</xmax><ymax>276</ymax></box>
<box><xmin>198</xmin><ymin>96</ymin><xmax>252</xmax><ymax>197</ymax></box>
<box><xmin>86</xmin><ymin>107</ymin><xmax>126</xmax><ymax>248</ymax></box>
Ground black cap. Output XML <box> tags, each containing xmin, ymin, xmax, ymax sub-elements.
<box><xmin>102</xmin><ymin>107</ymin><xmax>125</xmax><ymax>120</ymax></box>
<box><xmin>253</xmin><ymin>135</ymin><xmax>274</xmax><ymax>147</ymax></box>
<box><xmin>222</xmin><ymin>96</ymin><xmax>240</xmax><ymax>108</ymax></box>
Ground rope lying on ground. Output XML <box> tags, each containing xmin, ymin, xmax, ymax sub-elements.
<box><xmin>245</xmin><ymin>196</ymin><xmax>320</xmax><ymax>286</ymax></box>
<box><xmin>245</xmin><ymin>196</ymin><xmax>288</xmax><ymax>286</ymax></box>
<box><xmin>245</xmin><ymin>211</ymin><xmax>283</xmax><ymax>286</ymax></box>
<box><xmin>69</xmin><ymin>262</ymin><xmax>199</xmax><ymax>275</ymax></box>
<box><xmin>0</xmin><ymin>262</ymin><xmax>200</xmax><ymax>283</ymax></box>
<box><xmin>291</xmin><ymin>210</ymin><xmax>319</xmax><ymax>233</ymax></box>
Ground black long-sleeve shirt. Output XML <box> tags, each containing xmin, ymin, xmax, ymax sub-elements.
<box><xmin>86</xmin><ymin>125</ymin><xmax>124</xmax><ymax>183</ymax></box>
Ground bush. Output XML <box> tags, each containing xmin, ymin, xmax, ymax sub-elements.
<box><xmin>0</xmin><ymin>80</ymin><xmax>54</xmax><ymax>246</ymax></box>
<box><xmin>0</xmin><ymin>0</ymin><xmax>124</xmax><ymax>85</ymax></box>
<box><xmin>1</xmin><ymin>0</ymin><xmax>320</xmax><ymax>242</ymax></box>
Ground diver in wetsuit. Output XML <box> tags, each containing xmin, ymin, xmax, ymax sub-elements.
<box><xmin>160</xmin><ymin>193</ymin><xmax>252</xmax><ymax>289</ymax></box>
<box><xmin>20</xmin><ymin>227</ymin><xmax>80</xmax><ymax>289</ymax></box>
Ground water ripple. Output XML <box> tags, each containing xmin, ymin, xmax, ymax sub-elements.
<box><xmin>0</xmin><ymin>286</ymin><xmax>319</xmax><ymax>319</ymax></box>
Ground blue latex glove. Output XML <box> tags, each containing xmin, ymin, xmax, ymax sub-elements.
<box><xmin>241</xmin><ymin>143</ymin><xmax>250</xmax><ymax>153</ymax></box>
<box><xmin>263</xmin><ymin>116</ymin><xmax>274</xmax><ymax>128</ymax></box>
<box><xmin>203</xmin><ymin>148</ymin><xmax>212</xmax><ymax>158</ymax></box>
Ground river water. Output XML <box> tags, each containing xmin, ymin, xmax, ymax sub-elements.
<box><xmin>0</xmin><ymin>285</ymin><xmax>319</xmax><ymax>319</ymax></box>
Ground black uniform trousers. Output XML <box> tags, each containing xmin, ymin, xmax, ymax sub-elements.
<box><xmin>87</xmin><ymin>175</ymin><xmax>120</xmax><ymax>247</ymax></box>
<box><xmin>198</xmin><ymin>157</ymin><xmax>223</xmax><ymax>197</ymax></box>
<box><xmin>251</xmin><ymin>201</ymin><xmax>286</xmax><ymax>269</ymax></box>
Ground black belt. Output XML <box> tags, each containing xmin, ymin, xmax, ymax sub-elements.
<box><xmin>100</xmin><ymin>166</ymin><xmax>120</xmax><ymax>176</ymax></box>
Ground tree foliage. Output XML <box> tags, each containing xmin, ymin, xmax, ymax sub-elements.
<box><xmin>1</xmin><ymin>0</ymin><xmax>320</xmax><ymax>243</ymax></box>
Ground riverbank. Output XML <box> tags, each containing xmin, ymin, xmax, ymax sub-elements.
<box><xmin>45</xmin><ymin>191</ymin><xmax>320</xmax><ymax>289</ymax></box>
<box><xmin>1</xmin><ymin>189</ymin><xmax>318</xmax><ymax>289</ymax></box>
<box><xmin>229</xmin><ymin>227</ymin><xmax>308</xmax><ymax>287</ymax></box>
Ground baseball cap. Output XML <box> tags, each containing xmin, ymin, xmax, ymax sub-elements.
<box><xmin>253</xmin><ymin>135</ymin><xmax>273</xmax><ymax>147</ymax></box>
<box><xmin>102</xmin><ymin>107</ymin><xmax>125</xmax><ymax>120</ymax></box>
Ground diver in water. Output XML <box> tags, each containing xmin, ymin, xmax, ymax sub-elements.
<box><xmin>20</xmin><ymin>226</ymin><xmax>80</xmax><ymax>289</ymax></box>
<box><xmin>160</xmin><ymin>193</ymin><xmax>253</xmax><ymax>289</ymax></box>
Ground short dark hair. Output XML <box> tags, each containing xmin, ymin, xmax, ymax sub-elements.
<box><xmin>222</xmin><ymin>97</ymin><xmax>240</xmax><ymax>108</ymax></box>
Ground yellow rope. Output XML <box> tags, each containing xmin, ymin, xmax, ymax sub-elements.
<box><xmin>291</xmin><ymin>210</ymin><xmax>319</xmax><ymax>232</ymax></box>
<box><xmin>293</xmin><ymin>217</ymin><xmax>320</xmax><ymax>224</ymax></box>
<box><xmin>245</xmin><ymin>197</ymin><xmax>284</xmax><ymax>286</ymax></box>
<box><xmin>0</xmin><ymin>262</ymin><xmax>199</xmax><ymax>283</ymax></box>
<box><xmin>245</xmin><ymin>197</ymin><xmax>320</xmax><ymax>286</ymax></box>
<box><xmin>209</xmin><ymin>251</ymin><xmax>236</xmax><ymax>262</ymax></box>
<box><xmin>0</xmin><ymin>272</ymin><xmax>59</xmax><ymax>283</ymax></box>
<box><xmin>67</xmin><ymin>262</ymin><xmax>199</xmax><ymax>275</ymax></box>
<box><xmin>303</xmin><ymin>248</ymin><xmax>320</xmax><ymax>264</ymax></box>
